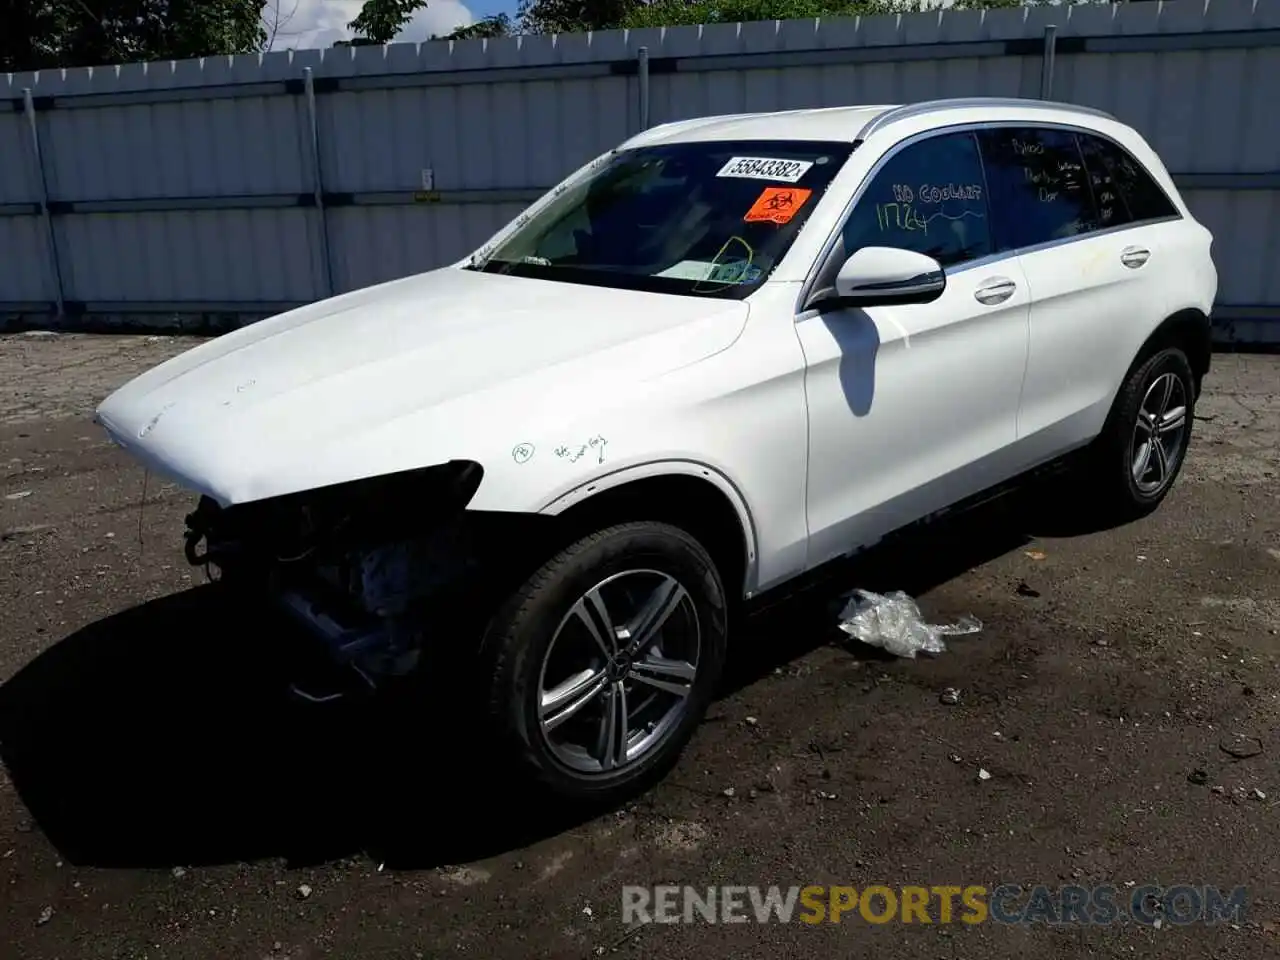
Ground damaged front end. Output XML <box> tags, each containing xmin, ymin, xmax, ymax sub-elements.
<box><xmin>183</xmin><ymin>461</ymin><xmax>486</xmax><ymax>700</ymax></box>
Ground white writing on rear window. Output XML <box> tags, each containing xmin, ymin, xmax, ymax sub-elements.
<box><xmin>716</xmin><ymin>156</ymin><xmax>814</xmax><ymax>183</ymax></box>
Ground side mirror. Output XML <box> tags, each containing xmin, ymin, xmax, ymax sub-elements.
<box><xmin>816</xmin><ymin>246</ymin><xmax>946</xmax><ymax>310</ymax></box>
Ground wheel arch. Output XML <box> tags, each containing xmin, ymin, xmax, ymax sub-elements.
<box><xmin>1135</xmin><ymin>307</ymin><xmax>1212</xmax><ymax>395</ymax></box>
<box><xmin>538</xmin><ymin>461</ymin><xmax>760</xmax><ymax>601</ymax></box>
<box><xmin>1094</xmin><ymin>306</ymin><xmax>1208</xmax><ymax>448</ymax></box>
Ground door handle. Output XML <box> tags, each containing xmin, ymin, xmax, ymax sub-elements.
<box><xmin>974</xmin><ymin>277</ymin><xmax>1017</xmax><ymax>305</ymax></box>
<box><xmin>1121</xmin><ymin>246</ymin><xmax>1151</xmax><ymax>269</ymax></box>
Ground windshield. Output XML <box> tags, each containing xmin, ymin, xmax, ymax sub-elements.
<box><xmin>466</xmin><ymin>139</ymin><xmax>854</xmax><ymax>299</ymax></box>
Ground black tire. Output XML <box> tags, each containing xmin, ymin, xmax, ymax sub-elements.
<box><xmin>1081</xmin><ymin>345</ymin><xmax>1197</xmax><ymax>520</ymax></box>
<box><xmin>481</xmin><ymin>521</ymin><xmax>728</xmax><ymax>803</ymax></box>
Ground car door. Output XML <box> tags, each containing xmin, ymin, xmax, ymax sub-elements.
<box><xmin>976</xmin><ymin>125</ymin><xmax>1179</xmax><ymax>459</ymax></box>
<box><xmin>796</xmin><ymin>129</ymin><xmax>1032</xmax><ymax>568</ymax></box>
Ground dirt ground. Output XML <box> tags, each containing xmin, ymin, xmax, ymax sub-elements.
<box><xmin>1</xmin><ymin>331</ymin><xmax>1279</xmax><ymax>959</ymax></box>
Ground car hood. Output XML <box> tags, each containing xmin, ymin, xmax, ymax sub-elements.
<box><xmin>96</xmin><ymin>267</ymin><xmax>748</xmax><ymax>506</ymax></box>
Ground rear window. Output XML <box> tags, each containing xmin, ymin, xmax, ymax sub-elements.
<box><xmin>1075</xmin><ymin>132</ymin><xmax>1180</xmax><ymax>225</ymax></box>
<box><xmin>976</xmin><ymin>127</ymin><xmax>1096</xmax><ymax>252</ymax></box>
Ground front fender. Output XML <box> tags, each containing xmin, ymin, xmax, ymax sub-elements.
<box><xmin>535</xmin><ymin>458</ymin><xmax>761</xmax><ymax>592</ymax></box>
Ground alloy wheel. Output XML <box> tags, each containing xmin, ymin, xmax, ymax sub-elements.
<box><xmin>1130</xmin><ymin>371</ymin><xmax>1189</xmax><ymax>496</ymax></box>
<box><xmin>536</xmin><ymin>569</ymin><xmax>701</xmax><ymax>775</ymax></box>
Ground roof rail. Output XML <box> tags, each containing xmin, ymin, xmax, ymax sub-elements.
<box><xmin>856</xmin><ymin>97</ymin><xmax>1119</xmax><ymax>141</ymax></box>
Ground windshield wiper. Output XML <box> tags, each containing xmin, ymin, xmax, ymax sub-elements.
<box><xmin>466</xmin><ymin>254</ymin><xmax>552</xmax><ymax>275</ymax></box>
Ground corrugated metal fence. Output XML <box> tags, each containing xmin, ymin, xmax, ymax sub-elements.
<box><xmin>2</xmin><ymin>0</ymin><xmax>1278</xmax><ymax>339</ymax></box>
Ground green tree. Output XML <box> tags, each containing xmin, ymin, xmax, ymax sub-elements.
<box><xmin>516</xmin><ymin>0</ymin><xmax>635</xmax><ymax>34</ymax></box>
<box><xmin>439</xmin><ymin>13</ymin><xmax>514</xmax><ymax>40</ymax></box>
<box><xmin>523</xmin><ymin>0</ymin><xmax>1053</xmax><ymax>33</ymax></box>
<box><xmin>347</xmin><ymin>0</ymin><xmax>434</xmax><ymax>43</ymax></box>
<box><xmin>0</xmin><ymin>0</ymin><xmax>268</xmax><ymax>73</ymax></box>
<box><xmin>619</xmin><ymin>0</ymin><xmax>902</xmax><ymax>29</ymax></box>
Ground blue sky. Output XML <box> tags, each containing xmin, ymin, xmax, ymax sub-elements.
<box><xmin>269</xmin><ymin>0</ymin><xmax>520</xmax><ymax>51</ymax></box>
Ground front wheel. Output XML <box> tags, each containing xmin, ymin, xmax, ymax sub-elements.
<box><xmin>1081</xmin><ymin>345</ymin><xmax>1197</xmax><ymax>520</ymax></box>
<box><xmin>481</xmin><ymin>522</ymin><xmax>728</xmax><ymax>803</ymax></box>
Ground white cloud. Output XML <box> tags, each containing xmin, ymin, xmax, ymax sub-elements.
<box><xmin>267</xmin><ymin>0</ymin><xmax>475</xmax><ymax>50</ymax></box>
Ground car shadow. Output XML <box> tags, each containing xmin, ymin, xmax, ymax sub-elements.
<box><xmin>0</xmin><ymin>583</ymin><xmax>591</xmax><ymax>871</ymax></box>
<box><xmin>809</xmin><ymin>307</ymin><xmax>882</xmax><ymax>417</ymax></box>
<box><xmin>0</xmin><ymin>480</ymin><xmax>1129</xmax><ymax>872</ymax></box>
<box><xmin>721</xmin><ymin>479</ymin><xmax>1123</xmax><ymax>692</ymax></box>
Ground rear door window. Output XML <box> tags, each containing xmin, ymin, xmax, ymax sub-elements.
<box><xmin>841</xmin><ymin>130</ymin><xmax>992</xmax><ymax>268</ymax></box>
<box><xmin>1076</xmin><ymin>132</ymin><xmax>1179</xmax><ymax>225</ymax></box>
<box><xmin>977</xmin><ymin>127</ymin><xmax>1098</xmax><ymax>252</ymax></box>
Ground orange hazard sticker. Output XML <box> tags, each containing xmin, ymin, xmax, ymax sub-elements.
<box><xmin>744</xmin><ymin>187</ymin><xmax>813</xmax><ymax>225</ymax></box>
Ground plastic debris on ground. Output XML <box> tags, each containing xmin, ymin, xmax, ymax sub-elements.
<box><xmin>837</xmin><ymin>589</ymin><xmax>982</xmax><ymax>658</ymax></box>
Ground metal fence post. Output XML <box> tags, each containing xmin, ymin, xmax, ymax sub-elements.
<box><xmin>637</xmin><ymin>46</ymin><xmax>651</xmax><ymax>132</ymax></box>
<box><xmin>23</xmin><ymin>88</ymin><xmax>66</xmax><ymax>319</ymax></box>
<box><xmin>1040</xmin><ymin>25</ymin><xmax>1058</xmax><ymax>100</ymax></box>
<box><xmin>303</xmin><ymin>67</ymin><xmax>335</xmax><ymax>297</ymax></box>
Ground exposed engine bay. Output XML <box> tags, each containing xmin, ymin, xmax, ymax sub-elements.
<box><xmin>181</xmin><ymin>461</ymin><xmax>492</xmax><ymax>699</ymax></box>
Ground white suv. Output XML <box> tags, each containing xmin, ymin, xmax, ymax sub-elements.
<box><xmin>96</xmin><ymin>97</ymin><xmax>1217</xmax><ymax>802</ymax></box>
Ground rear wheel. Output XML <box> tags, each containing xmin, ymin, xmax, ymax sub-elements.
<box><xmin>481</xmin><ymin>522</ymin><xmax>727</xmax><ymax>803</ymax></box>
<box><xmin>1080</xmin><ymin>346</ymin><xmax>1196</xmax><ymax>519</ymax></box>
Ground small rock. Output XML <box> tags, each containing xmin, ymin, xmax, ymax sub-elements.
<box><xmin>4</xmin><ymin>491</ymin><xmax>32</xmax><ymax>501</ymax></box>
<box><xmin>1092</xmin><ymin>638</ymin><xmax>1109</xmax><ymax>647</ymax></box>
<box><xmin>722</xmin><ymin>787</ymin><xmax>735</xmax><ymax>798</ymax></box>
<box><xmin>37</xmin><ymin>906</ymin><xmax>53</xmax><ymax>926</ymax></box>
<box><xmin>297</xmin><ymin>884</ymin><xmax>312</xmax><ymax>899</ymax></box>
<box><xmin>1024</xmin><ymin>550</ymin><xmax>1047</xmax><ymax>561</ymax></box>
<box><xmin>940</xmin><ymin>687</ymin><xmax>961</xmax><ymax>706</ymax></box>
<box><xmin>1220</xmin><ymin>734</ymin><xmax>1263</xmax><ymax>759</ymax></box>
<box><xmin>582</xmin><ymin>905</ymin><xmax>593</xmax><ymax>918</ymax></box>
<box><xmin>745</xmin><ymin>716</ymin><xmax>758</xmax><ymax>726</ymax></box>
<box><xmin>1253</xmin><ymin>788</ymin><xmax>1267</xmax><ymax>801</ymax></box>
<box><xmin>171</xmin><ymin>866</ymin><xmax>187</xmax><ymax>879</ymax></box>
<box><xmin>1015</xmin><ymin>582</ymin><xmax>1041</xmax><ymax>598</ymax></box>
<box><xmin>1188</xmin><ymin>768</ymin><xmax>1209</xmax><ymax>786</ymax></box>
<box><xmin>977</xmin><ymin>768</ymin><xmax>992</xmax><ymax>782</ymax></box>
<box><xmin>1211</xmin><ymin>785</ymin><xmax>1225</xmax><ymax>795</ymax></box>
<box><xmin>948</xmin><ymin>753</ymin><xmax>962</xmax><ymax>764</ymax></box>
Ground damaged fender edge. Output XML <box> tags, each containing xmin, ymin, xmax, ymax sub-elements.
<box><xmin>537</xmin><ymin>458</ymin><xmax>761</xmax><ymax>598</ymax></box>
